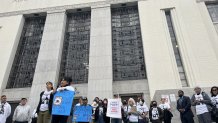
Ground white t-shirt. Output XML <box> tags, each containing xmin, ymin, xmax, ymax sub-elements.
<box><xmin>123</xmin><ymin>105</ymin><xmax>128</xmax><ymax>112</ymax></box>
<box><xmin>99</xmin><ymin>107</ymin><xmax>104</xmax><ymax>115</ymax></box>
<box><xmin>57</xmin><ymin>86</ymin><xmax>75</xmax><ymax>91</ymax></box>
<box><xmin>211</xmin><ymin>95</ymin><xmax>218</xmax><ymax>108</ymax></box>
<box><xmin>137</xmin><ymin>104</ymin><xmax>149</xmax><ymax>119</ymax></box>
<box><xmin>0</xmin><ymin>102</ymin><xmax>11</xmax><ymax>123</ymax></box>
<box><xmin>151</xmin><ymin>108</ymin><xmax>159</xmax><ymax>120</ymax></box>
<box><xmin>40</xmin><ymin>90</ymin><xmax>53</xmax><ymax>111</ymax></box>
<box><xmin>159</xmin><ymin>103</ymin><xmax>170</xmax><ymax>110</ymax></box>
<box><xmin>195</xmin><ymin>94</ymin><xmax>208</xmax><ymax>115</ymax></box>
<box><xmin>128</xmin><ymin>105</ymin><xmax>138</xmax><ymax>122</ymax></box>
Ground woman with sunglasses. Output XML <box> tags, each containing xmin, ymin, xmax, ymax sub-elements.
<box><xmin>211</xmin><ymin>86</ymin><xmax>218</xmax><ymax>123</ymax></box>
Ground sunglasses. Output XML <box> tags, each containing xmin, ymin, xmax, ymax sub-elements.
<box><xmin>212</xmin><ymin>89</ymin><xmax>217</xmax><ymax>91</ymax></box>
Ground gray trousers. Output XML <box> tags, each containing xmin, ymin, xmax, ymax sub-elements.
<box><xmin>197</xmin><ymin>112</ymin><xmax>212</xmax><ymax>123</ymax></box>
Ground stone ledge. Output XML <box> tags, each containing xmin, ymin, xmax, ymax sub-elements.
<box><xmin>0</xmin><ymin>0</ymin><xmax>146</xmax><ymax>17</ymax></box>
<box><xmin>196</xmin><ymin>0</ymin><xmax>218</xmax><ymax>3</ymax></box>
<box><xmin>2</xmin><ymin>87</ymin><xmax>31</xmax><ymax>101</ymax></box>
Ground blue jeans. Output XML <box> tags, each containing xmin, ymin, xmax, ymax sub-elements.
<box><xmin>96</xmin><ymin>115</ymin><xmax>105</xmax><ymax>123</ymax></box>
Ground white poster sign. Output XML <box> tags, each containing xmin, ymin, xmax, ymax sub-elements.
<box><xmin>169</xmin><ymin>94</ymin><xmax>177</xmax><ymax>102</ymax></box>
<box><xmin>161</xmin><ymin>95</ymin><xmax>170</xmax><ymax>104</ymax></box>
<box><xmin>106</xmin><ymin>99</ymin><xmax>122</xmax><ymax>118</ymax></box>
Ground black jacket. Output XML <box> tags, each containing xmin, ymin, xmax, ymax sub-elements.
<box><xmin>36</xmin><ymin>91</ymin><xmax>54</xmax><ymax>114</ymax></box>
<box><xmin>149</xmin><ymin>107</ymin><xmax>163</xmax><ymax>122</ymax></box>
<box><xmin>163</xmin><ymin>109</ymin><xmax>173</xmax><ymax>121</ymax></box>
<box><xmin>177</xmin><ymin>96</ymin><xmax>194</xmax><ymax>117</ymax></box>
<box><xmin>94</xmin><ymin>106</ymin><xmax>110</xmax><ymax>123</ymax></box>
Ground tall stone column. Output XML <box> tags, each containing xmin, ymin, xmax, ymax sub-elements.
<box><xmin>28</xmin><ymin>10</ymin><xmax>67</xmax><ymax>110</ymax></box>
<box><xmin>87</xmin><ymin>5</ymin><xmax>113</xmax><ymax>102</ymax></box>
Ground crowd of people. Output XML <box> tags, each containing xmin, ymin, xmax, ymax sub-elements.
<box><xmin>0</xmin><ymin>77</ymin><xmax>217</xmax><ymax>123</ymax></box>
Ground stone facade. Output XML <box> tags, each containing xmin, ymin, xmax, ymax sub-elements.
<box><xmin>88</xmin><ymin>5</ymin><xmax>113</xmax><ymax>101</ymax></box>
<box><xmin>0</xmin><ymin>0</ymin><xmax>218</xmax><ymax>122</ymax></box>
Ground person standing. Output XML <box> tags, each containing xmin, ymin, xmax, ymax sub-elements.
<box><xmin>122</xmin><ymin>100</ymin><xmax>128</xmax><ymax>123</ymax></box>
<box><xmin>0</xmin><ymin>95</ymin><xmax>11</xmax><ymax>123</ymax></box>
<box><xmin>149</xmin><ymin>101</ymin><xmax>163</xmax><ymax>123</ymax></box>
<box><xmin>103</xmin><ymin>98</ymin><xmax>110</xmax><ymax>123</ymax></box>
<box><xmin>127</xmin><ymin>98</ymin><xmax>139</xmax><ymax>123</ymax></box>
<box><xmin>36</xmin><ymin>81</ymin><xmax>54</xmax><ymax>123</ymax></box>
<box><xmin>159</xmin><ymin>98</ymin><xmax>172</xmax><ymax>123</ymax></box>
<box><xmin>177</xmin><ymin>90</ymin><xmax>194</xmax><ymax>123</ymax></box>
<box><xmin>78</xmin><ymin>97</ymin><xmax>92</xmax><ymax>123</ymax></box>
<box><xmin>191</xmin><ymin>86</ymin><xmax>212</xmax><ymax>123</ymax></box>
<box><xmin>92</xmin><ymin>97</ymin><xmax>99</xmax><ymax>123</ymax></box>
<box><xmin>137</xmin><ymin>98</ymin><xmax>149</xmax><ymax>123</ymax></box>
<box><xmin>159</xmin><ymin>98</ymin><xmax>170</xmax><ymax>111</ymax></box>
<box><xmin>95</xmin><ymin>100</ymin><xmax>109</xmax><ymax>123</ymax></box>
<box><xmin>111</xmin><ymin>95</ymin><xmax>122</xmax><ymax>123</ymax></box>
<box><xmin>13</xmin><ymin>98</ymin><xmax>31</xmax><ymax>123</ymax></box>
<box><xmin>52</xmin><ymin>77</ymin><xmax>75</xmax><ymax>123</ymax></box>
<box><xmin>210</xmin><ymin>86</ymin><xmax>218</xmax><ymax>123</ymax></box>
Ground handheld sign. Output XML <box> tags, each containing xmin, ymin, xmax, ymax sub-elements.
<box><xmin>73</xmin><ymin>105</ymin><xmax>92</xmax><ymax>122</ymax></box>
<box><xmin>52</xmin><ymin>90</ymin><xmax>75</xmax><ymax>116</ymax></box>
<box><xmin>106</xmin><ymin>99</ymin><xmax>122</xmax><ymax>118</ymax></box>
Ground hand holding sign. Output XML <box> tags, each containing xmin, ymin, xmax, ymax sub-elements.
<box><xmin>52</xmin><ymin>91</ymin><xmax>75</xmax><ymax>116</ymax></box>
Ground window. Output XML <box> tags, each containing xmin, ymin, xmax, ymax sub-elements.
<box><xmin>112</xmin><ymin>5</ymin><xmax>147</xmax><ymax>81</ymax></box>
<box><xmin>206</xmin><ymin>3</ymin><xmax>218</xmax><ymax>34</ymax></box>
<box><xmin>207</xmin><ymin>3</ymin><xmax>218</xmax><ymax>22</ymax></box>
<box><xmin>7</xmin><ymin>16</ymin><xmax>46</xmax><ymax>88</ymax></box>
<box><xmin>165</xmin><ymin>11</ymin><xmax>188</xmax><ymax>87</ymax></box>
<box><xmin>59</xmin><ymin>11</ymin><xmax>91</xmax><ymax>84</ymax></box>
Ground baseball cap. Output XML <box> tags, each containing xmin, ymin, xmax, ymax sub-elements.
<box><xmin>82</xmin><ymin>97</ymin><xmax>88</xmax><ymax>100</ymax></box>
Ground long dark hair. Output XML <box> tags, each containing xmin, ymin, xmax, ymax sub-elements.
<box><xmin>103</xmin><ymin>98</ymin><xmax>108</xmax><ymax>107</ymax></box>
<box><xmin>210</xmin><ymin>86</ymin><xmax>218</xmax><ymax>97</ymax></box>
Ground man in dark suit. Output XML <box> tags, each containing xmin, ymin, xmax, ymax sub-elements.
<box><xmin>177</xmin><ymin>90</ymin><xmax>194</xmax><ymax>123</ymax></box>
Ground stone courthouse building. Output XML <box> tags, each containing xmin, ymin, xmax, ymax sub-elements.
<box><xmin>0</xmin><ymin>0</ymin><xmax>218</xmax><ymax>122</ymax></box>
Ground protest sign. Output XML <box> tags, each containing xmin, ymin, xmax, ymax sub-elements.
<box><xmin>106</xmin><ymin>99</ymin><xmax>121</xmax><ymax>118</ymax></box>
<box><xmin>52</xmin><ymin>90</ymin><xmax>75</xmax><ymax>116</ymax></box>
<box><xmin>161</xmin><ymin>95</ymin><xmax>171</xmax><ymax>104</ymax></box>
<box><xmin>73</xmin><ymin>105</ymin><xmax>92</xmax><ymax>122</ymax></box>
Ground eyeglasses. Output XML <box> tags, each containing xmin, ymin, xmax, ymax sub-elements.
<box><xmin>212</xmin><ymin>89</ymin><xmax>217</xmax><ymax>91</ymax></box>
